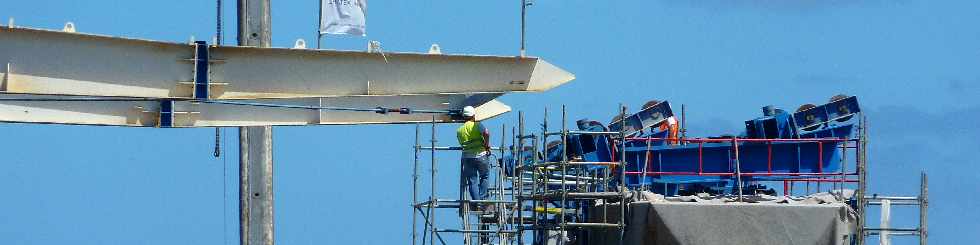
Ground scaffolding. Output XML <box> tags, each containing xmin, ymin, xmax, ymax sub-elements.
<box><xmin>409</xmin><ymin>104</ymin><xmax>927</xmax><ymax>245</ymax></box>
<box><xmin>513</xmin><ymin>106</ymin><xmax>629</xmax><ymax>244</ymax></box>
<box><xmin>413</xmin><ymin>117</ymin><xmax>519</xmax><ymax>245</ymax></box>
<box><xmin>853</xmin><ymin>117</ymin><xmax>928</xmax><ymax>245</ymax></box>
<box><xmin>862</xmin><ymin>172</ymin><xmax>928</xmax><ymax>245</ymax></box>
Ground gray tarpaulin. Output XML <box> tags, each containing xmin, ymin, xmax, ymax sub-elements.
<box><xmin>587</xmin><ymin>192</ymin><xmax>858</xmax><ymax>245</ymax></box>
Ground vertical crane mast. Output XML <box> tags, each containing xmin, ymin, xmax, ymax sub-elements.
<box><xmin>238</xmin><ymin>1</ymin><xmax>274</xmax><ymax>245</ymax></box>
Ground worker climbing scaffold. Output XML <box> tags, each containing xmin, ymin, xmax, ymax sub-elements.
<box><xmin>413</xmin><ymin>112</ymin><xmax>519</xmax><ymax>245</ymax></box>
<box><xmin>457</xmin><ymin>106</ymin><xmax>492</xmax><ymax>209</ymax></box>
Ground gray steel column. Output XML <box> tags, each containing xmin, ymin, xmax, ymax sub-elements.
<box><xmin>240</xmin><ymin>126</ymin><xmax>274</xmax><ymax>245</ymax></box>
<box><xmin>238</xmin><ymin>0</ymin><xmax>272</xmax><ymax>47</ymax></box>
<box><xmin>238</xmin><ymin>1</ymin><xmax>274</xmax><ymax>245</ymax></box>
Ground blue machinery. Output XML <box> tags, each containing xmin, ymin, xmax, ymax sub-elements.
<box><xmin>511</xmin><ymin>96</ymin><xmax>862</xmax><ymax>196</ymax></box>
<box><xmin>413</xmin><ymin>95</ymin><xmax>926</xmax><ymax>245</ymax></box>
<box><xmin>505</xmin><ymin>95</ymin><xmax>870</xmax><ymax>244</ymax></box>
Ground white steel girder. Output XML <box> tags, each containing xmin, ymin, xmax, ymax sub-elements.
<box><xmin>0</xmin><ymin>93</ymin><xmax>509</xmax><ymax>127</ymax></box>
<box><xmin>0</xmin><ymin>26</ymin><xmax>574</xmax><ymax>99</ymax></box>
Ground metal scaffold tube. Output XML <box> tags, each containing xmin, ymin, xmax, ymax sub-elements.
<box><xmin>542</xmin><ymin>107</ymin><xmax>549</xmax><ymax>238</ymax></box>
<box><xmin>733</xmin><ymin>137</ymin><xmax>744</xmax><ymax>201</ymax></box>
<box><xmin>429</xmin><ymin>116</ymin><xmax>437</xmax><ymax>245</ymax></box>
<box><xmin>499</xmin><ymin>123</ymin><xmax>509</xmax><ymax>244</ymax></box>
<box><xmin>413</xmin><ymin>124</ymin><xmax>420</xmax><ymax>245</ymax></box>
<box><xmin>857</xmin><ymin>116</ymin><xmax>868</xmax><ymax>245</ymax></box>
<box><xmin>560</xmin><ymin>105</ymin><xmax>568</xmax><ymax>243</ymax></box>
<box><xmin>517</xmin><ymin>111</ymin><xmax>526</xmax><ymax>244</ymax></box>
<box><xmin>618</xmin><ymin>104</ymin><xmax>627</xmax><ymax>238</ymax></box>
<box><xmin>511</xmin><ymin>125</ymin><xmax>519</xmax><ymax>244</ymax></box>
<box><xmin>920</xmin><ymin>172</ymin><xmax>928</xmax><ymax>245</ymax></box>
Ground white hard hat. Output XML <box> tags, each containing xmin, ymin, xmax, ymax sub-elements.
<box><xmin>462</xmin><ymin>106</ymin><xmax>477</xmax><ymax>117</ymax></box>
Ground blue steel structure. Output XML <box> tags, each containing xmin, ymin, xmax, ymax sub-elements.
<box><xmin>506</xmin><ymin>96</ymin><xmax>865</xmax><ymax>244</ymax></box>
<box><xmin>511</xmin><ymin>96</ymin><xmax>860</xmax><ymax>194</ymax></box>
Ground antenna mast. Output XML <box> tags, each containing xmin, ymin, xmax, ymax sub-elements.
<box><xmin>520</xmin><ymin>0</ymin><xmax>529</xmax><ymax>57</ymax></box>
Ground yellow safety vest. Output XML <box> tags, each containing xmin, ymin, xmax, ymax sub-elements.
<box><xmin>457</xmin><ymin>121</ymin><xmax>486</xmax><ymax>157</ymax></box>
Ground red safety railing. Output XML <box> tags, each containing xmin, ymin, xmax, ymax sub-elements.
<box><xmin>620</xmin><ymin>137</ymin><xmax>861</xmax><ymax>196</ymax></box>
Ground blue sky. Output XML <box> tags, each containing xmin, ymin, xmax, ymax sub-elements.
<box><xmin>2</xmin><ymin>1</ymin><xmax>978</xmax><ymax>244</ymax></box>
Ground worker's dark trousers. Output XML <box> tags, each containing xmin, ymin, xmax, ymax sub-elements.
<box><xmin>461</xmin><ymin>156</ymin><xmax>490</xmax><ymax>201</ymax></box>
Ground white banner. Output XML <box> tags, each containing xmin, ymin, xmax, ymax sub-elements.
<box><xmin>320</xmin><ymin>0</ymin><xmax>367</xmax><ymax>36</ymax></box>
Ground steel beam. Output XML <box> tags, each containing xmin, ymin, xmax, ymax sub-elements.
<box><xmin>0</xmin><ymin>26</ymin><xmax>574</xmax><ymax>99</ymax></box>
<box><xmin>0</xmin><ymin>93</ymin><xmax>508</xmax><ymax>127</ymax></box>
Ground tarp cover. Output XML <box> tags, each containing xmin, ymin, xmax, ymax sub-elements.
<box><xmin>588</xmin><ymin>192</ymin><xmax>858</xmax><ymax>245</ymax></box>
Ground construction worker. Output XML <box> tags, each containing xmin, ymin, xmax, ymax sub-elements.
<box><xmin>457</xmin><ymin>106</ymin><xmax>490</xmax><ymax>204</ymax></box>
<box><xmin>661</xmin><ymin>116</ymin><xmax>680</xmax><ymax>145</ymax></box>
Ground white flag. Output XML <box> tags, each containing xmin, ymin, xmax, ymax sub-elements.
<box><xmin>320</xmin><ymin>0</ymin><xmax>367</xmax><ymax>36</ymax></box>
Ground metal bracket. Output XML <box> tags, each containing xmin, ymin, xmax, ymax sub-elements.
<box><xmin>178</xmin><ymin>81</ymin><xmax>229</xmax><ymax>85</ymax></box>
<box><xmin>375</xmin><ymin>107</ymin><xmax>413</xmax><ymax>114</ymax></box>
<box><xmin>159</xmin><ymin>100</ymin><xmax>176</xmax><ymax>127</ymax></box>
<box><xmin>428</xmin><ymin>44</ymin><xmax>442</xmax><ymax>54</ymax></box>
<box><xmin>62</xmin><ymin>22</ymin><xmax>76</xmax><ymax>32</ymax></box>
<box><xmin>192</xmin><ymin>41</ymin><xmax>210</xmax><ymax>100</ymax></box>
<box><xmin>177</xmin><ymin>43</ymin><xmax>228</xmax><ymax>99</ymax></box>
<box><xmin>157</xmin><ymin>100</ymin><xmax>201</xmax><ymax>128</ymax></box>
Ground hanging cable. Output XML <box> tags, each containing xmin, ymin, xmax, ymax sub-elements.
<box><xmin>217</xmin><ymin>0</ymin><xmax>223</xmax><ymax>46</ymax></box>
<box><xmin>220</xmin><ymin>127</ymin><xmax>227</xmax><ymax>245</ymax></box>
<box><xmin>214</xmin><ymin>127</ymin><xmax>222</xmax><ymax>158</ymax></box>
